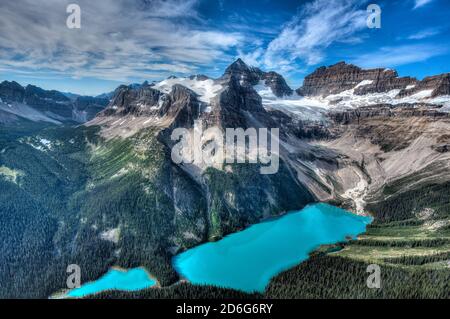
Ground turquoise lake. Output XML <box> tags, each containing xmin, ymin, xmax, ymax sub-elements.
<box><xmin>64</xmin><ymin>203</ymin><xmax>372</xmax><ymax>297</ymax></box>
<box><xmin>66</xmin><ymin>267</ymin><xmax>156</xmax><ymax>298</ymax></box>
<box><xmin>173</xmin><ymin>203</ymin><xmax>372</xmax><ymax>293</ymax></box>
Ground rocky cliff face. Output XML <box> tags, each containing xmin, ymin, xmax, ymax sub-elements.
<box><xmin>159</xmin><ymin>84</ymin><xmax>201</xmax><ymax>128</ymax></box>
<box><xmin>213</xmin><ymin>73</ymin><xmax>266</xmax><ymax>128</ymax></box>
<box><xmin>99</xmin><ymin>81</ymin><xmax>205</xmax><ymax>130</ymax></box>
<box><xmin>296</xmin><ymin>62</ymin><xmax>395</xmax><ymax>96</ymax></box>
<box><xmin>261</xmin><ymin>71</ymin><xmax>293</xmax><ymax>97</ymax></box>
<box><xmin>99</xmin><ymin>59</ymin><xmax>277</xmax><ymax>129</ymax></box>
<box><xmin>354</xmin><ymin>76</ymin><xmax>417</xmax><ymax>95</ymax></box>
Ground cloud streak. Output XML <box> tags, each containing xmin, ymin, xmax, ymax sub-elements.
<box><xmin>407</xmin><ymin>28</ymin><xmax>441</xmax><ymax>40</ymax></box>
<box><xmin>351</xmin><ymin>44</ymin><xmax>447</xmax><ymax>68</ymax></box>
<box><xmin>413</xmin><ymin>0</ymin><xmax>434</xmax><ymax>10</ymax></box>
<box><xmin>242</xmin><ymin>0</ymin><xmax>368</xmax><ymax>74</ymax></box>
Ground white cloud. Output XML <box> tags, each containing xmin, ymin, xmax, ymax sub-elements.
<box><xmin>413</xmin><ymin>0</ymin><xmax>434</xmax><ymax>9</ymax></box>
<box><xmin>351</xmin><ymin>44</ymin><xmax>447</xmax><ymax>68</ymax></box>
<box><xmin>258</xmin><ymin>0</ymin><xmax>367</xmax><ymax>73</ymax></box>
<box><xmin>0</xmin><ymin>0</ymin><xmax>243</xmax><ymax>82</ymax></box>
<box><xmin>237</xmin><ymin>48</ymin><xmax>265</xmax><ymax>67</ymax></box>
<box><xmin>407</xmin><ymin>28</ymin><xmax>440</xmax><ymax>40</ymax></box>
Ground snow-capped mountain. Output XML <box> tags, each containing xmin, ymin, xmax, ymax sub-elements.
<box><xmin>89</xmin><ymin>58</ymin><xmax>450</xmax><ymax>217</ymax></box>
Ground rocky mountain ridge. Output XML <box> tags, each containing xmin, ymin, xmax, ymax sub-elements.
<box><xmin>296</xmin><ymin>61</ymin><xmax>450</xmax><ymax>99</ymax></box>
<box><xmin>0</xmin><ymin>80</ymin><xmax>109</xmax><ymax>123</ymax></box>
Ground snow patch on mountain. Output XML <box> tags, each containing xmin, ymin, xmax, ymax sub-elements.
<box><xmin>153</xmin><ymin>77</ymin><xmax>223</xmax><ymax>104</ymax></box>
<box><xmin>354</xmin><ymin>80</ymin><xmax>373</xmax><ymax>88</ymax></box>
<box><xmin>256</xmin><ymin>80</ymin><xmax>450</xmax><ymax>120</ymax></box>
<box><xmin>39</xmin><ymin>138</ymin><xmax>52</xmax><ymax>150</ymax></box>
<box><xmin>255</xmin><ymin>81</ymin><xmax>328</xmax><ymax>121</ymax></box>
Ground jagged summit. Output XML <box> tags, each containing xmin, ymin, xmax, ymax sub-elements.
<box><xmin>222</xmin><ymin>58</ymin><xmax>293</xmax><ymax>97</ymax></box>
<box><xmin>224</xmin><ymin>58</ymin><xmax>252</xmax><ymax>74</ymax></box>
<box><xmin>222</xmin><ymin>58</ymin><xmax>261</xmax><ymax>85</ymax></box>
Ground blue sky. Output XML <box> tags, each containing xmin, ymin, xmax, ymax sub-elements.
<box><xmin>0</xmin><ymin>0</ymin><xmax>449</xmax><ymax>96</ymax></box>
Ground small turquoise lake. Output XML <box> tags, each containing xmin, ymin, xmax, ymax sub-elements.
<box><xmin>173</xmin><ymin>203</ymin><xmax>372</xmax><ymax>293</ymax></box>
<box><xmin>66</xmin><ymin>267</ymin><xmax>156</xmax><ymax>298</ymax></box>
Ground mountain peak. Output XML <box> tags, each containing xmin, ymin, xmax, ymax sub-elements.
<box><xmin>224</xmin><ymin>58</ymin><xmax>251</xmax><ymax>75</ymax></box>
<box><xmin>233</xmin><ymin>58</ymin><xmax>247</xmax><ymax>66</ymax></box>
<box><xmin>222</xmin><ymin>58</ymin><xmax>293</xmax><ymax>97</ymax></box>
